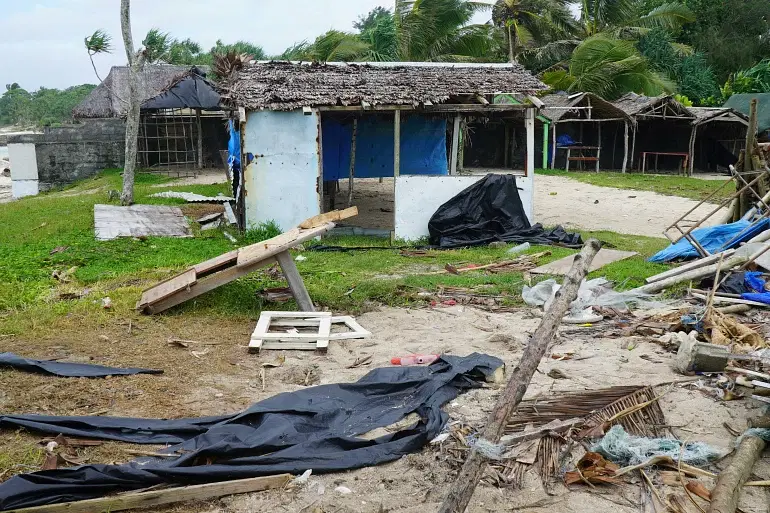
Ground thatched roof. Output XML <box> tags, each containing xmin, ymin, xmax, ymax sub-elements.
<box><xmin>612</xmin><ymin>93</ymin><xmax>693</xmax><ymax>118</ymax></box>
<box><xmin>73</xmin><ymin>65</ymin><xmax>210</xmax><ymax>118</ymax></box>
<box><xmin>541</xmin><ymin>92</ymin><xmax>631</xmax><ymax>122</ymax></box>
<box><xmin>222</xmin><ymin>61</ymin><xmax>547</xmax><ymax>111</ymax></box>
<box><xmin>689</xmin><ymin>107</ymin><xmax>748</xmax><ymax>126</ymax></box>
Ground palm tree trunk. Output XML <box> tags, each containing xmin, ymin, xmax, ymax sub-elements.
<box><xmin>507</xmin><ymin>24</ymin><xmax>515</xmax><ymax>63</ymax></box>
<box><xmin>120</xmin><ymin>0</ymin><xmax>142</xmax><ymax>206</ymax></box>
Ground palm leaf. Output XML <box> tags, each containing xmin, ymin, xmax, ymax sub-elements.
<box><xmin>636</xmin><ymin>2</ymin><xmax>696</xmax><ymax>30</ymax></box>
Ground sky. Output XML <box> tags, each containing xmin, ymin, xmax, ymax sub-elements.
<box><xmin>0</xmin><ymin>1</ymin><xmax>580</xmax><ymax>91</ymax></box>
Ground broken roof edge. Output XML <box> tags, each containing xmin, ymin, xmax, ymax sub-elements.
<box><xmin>690</xmin><ymin>107</ymin><xmax>750</xmax><ymax>127</ymax></box>
<box><xmin>541</xmin><ymin>91</ymin><xmax>634</xmax><ymax>123</ymax></box>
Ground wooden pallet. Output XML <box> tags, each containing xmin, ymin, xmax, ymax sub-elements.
<box><xmin>249</xmin><ymin>312</ymin><xmax>371</xmax><ymax>353</ymax></box>
<box><xmin>136</xmin><ymin>208</ymin><xmax>358</xmax><ymax>315</ymax></box>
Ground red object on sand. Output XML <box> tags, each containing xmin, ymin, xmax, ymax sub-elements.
<box><xmin>391</xmin><ymin>354</ymin><xmax>440</xmax><ymax>366</ymax></box>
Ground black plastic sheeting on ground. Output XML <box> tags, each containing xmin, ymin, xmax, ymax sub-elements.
<box><xmin>428</xmin><ymin>174</ymin><xmax>583</xmax><ymax>249</ymax></box>
<box><xmin>0</xmin><ymin>353</ymin><xmax>502</xmax><ymax>510</ymax></box>
<box><xmin>0</xmin><ymin>353</ymin><xmax>163</xmax><ymax>378</ymax></box>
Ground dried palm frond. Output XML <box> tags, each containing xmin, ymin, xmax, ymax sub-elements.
<box><xmin>213</xmin><ymin>51</ymin><xmax>252</xmax><ymax>79</ymax></box>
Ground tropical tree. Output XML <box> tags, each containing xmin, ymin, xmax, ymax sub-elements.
<box><xmin>542</xmin><ymin>35</ymin><xmax>674</xmax><ymax>99</ymax></box>
<box><xmin>578</xmin><ymin>0</ymin><xmax>695</xmax><ymax>40</ymax></box>
<box><xmin>357</xmin><ymin>8</ymin><xmax>399</xmax><ymax>61</ymax></box>
<box><xmin>119</xmin><ymin>0</ymin><xmax>144</xmax><ymax>205</ymax></box>
<box><xmin>394</xmin><ymin>0</ymin><xmax>498</xmax><ymax>61</ymax></box>
<box><xmin>142</xmin><ymin>28</ymin><xmax>172</xmax><ymax>63</ymax></box>
<box><xmin>210</xmin><ymin>40</ymin><xmax>266</xmax><ymax>60</ymax></box>
<box><xmin>85</xmin><ymin>29</ymin><xmax>113</xmax><ymax>82</ymax></box>
<box><xmin>491</xmin><ymin>0</ymin><xmax>577</xmax><ymax>63</ymax></box>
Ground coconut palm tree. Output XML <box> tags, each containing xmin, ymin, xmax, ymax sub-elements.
<box><xmin>491</xmin><ymin>0</ymin><xmax>577</xmax><ymax>63</ymax></box>
<box><xmin>542</xmin><ymin>35</ymin><xmax>674</xmax><ymax>99</ymax></box>
<box><xmin>578</xmin><ymin>0</ymin><xmax>696</xmax><ymax>40</ymax></box>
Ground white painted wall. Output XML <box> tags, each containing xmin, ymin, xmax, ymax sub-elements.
<box><xmin>9</xmin><ymin>143</ymin><xmax>39</xmax><ymax>198</ymax></box>
<box><xmin>243</xmin><ymin>110</ymin><xmax>321</xmax><ymax>231</ymax></box>
<box><xmin>394</xmin><ymin>173</ymin><xmax>535</xmax><ymax>241</ymax></box>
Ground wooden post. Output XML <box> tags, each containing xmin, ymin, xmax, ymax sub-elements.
<box><xmin>745</xmin><ymin>99</ymin><xmax>758</xmax><ymax>173</ymax></box>
<box><xmin>550</xmin><ymin>122</ymin><xmax>557</xmax><ymax>169</ymax></box>
<box><xmin>275</xmin><ymin>251</ymin><xmax>315</xmax><ymax>312</ymax></box>
<box><xmin>595</xmin><ymin>121</ymin><xmax>602</xmax><ymax>173</ymax></box>
<box><xmin>450</xmin><ymin>115</ymin><xmax>461</xmax><ymax>175</ymax></box>
<box><xmin>708</xmin><ymin>434</ymin><xmax>766</xmax><ymax>513</ymax></box>
<box><xmin>565</xmin><ymin>147</ymin><xmax>571</xmax><ymax>172</ymax></box>
<box><xmin>195</xmin><ymin>108</ymin><xmax>203</xmax><ymax>169</ymax></box>
<box><xmin>631</xmin><ymin>125</ymin><xmax>637</xmax><ymax>171</ymax></box>
<box><xmin>621</xmin><ymin>120</ymin><xmax>629</xmax><ymax>174</ymax></box>
<box><xmin>525</xmin><ymin>108</ymin><xmax>535</xmax><ymax>176</ymax></box>
<box><xmin>542</xmin><ymin>121</ymin><xmax>549</xmax><ymax>169</ymax></box>
<box><xmin>688</xmin><ymin>125</ymin><xmax>697</xmax><ymax>176</ymax></box>
<box><xmin>503</xmin><ymin>124</ymin><xmax>511</xmax><ymax>168</ymax></box>
<box><xmin>458</xmin><ymin>117</ymin><xmax>465</xmax><ymax>173</ymax></box>
<box><xmin>438</xmin><ymin>239</ymin><xmax>602</xmax><ymax>513</ymax></box>
<box><xmin>347</xmin><ymin>118</ymin><xmax>357</xmax><ymax>207</ymax></box>
<box><xmin>394</xmin><ymin>110</ymin><xmax>401</xmax><ymax>178</ymax></box>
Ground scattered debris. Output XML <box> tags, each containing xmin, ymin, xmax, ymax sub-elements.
<box><xmin>0</xmin><ymin>352</ymin><xmax>162</xmax><ymax>378</ymax></box>
<box><xmin>49</xmin><ymin>246</ymin><xmax>69</xmax><ymax>255</ymax></box>
<box><xmin>391</xmin><ymin>354</ymin><xmax>439</xmax><ymax>366</ymax></box>
<box><xmin>94</xmin><ymin>204</ymin><xmax>192</xmax><ymax>241</ymax></box>
<box><xmin>149</xmin><ymin>191</ymin><xmax>235</xmax><ymax>203</ymax></box>
<box><xmin>564</xmin><ymin>452</ymin><xmax>619</xmax><ymax>486</ymax></box>
<box><xmin>249</xmin><ymin>312</ymin><xmax>371</xmax><ymax>353</ymax></box>
<box><xmin>259</xmin><ymin>287</ymin><xmax>294</xmax><ymax>303</ymax></box>
<box><xmin>101</xmin><ymin>297</ymin><xmax>112</xmax><ymax>309</ymax></box>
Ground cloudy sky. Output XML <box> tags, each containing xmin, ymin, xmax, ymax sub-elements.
<box><xmin>0</xmin><ymin>1</ymin><xmax>579</xmax><ymax>91</ymax></box>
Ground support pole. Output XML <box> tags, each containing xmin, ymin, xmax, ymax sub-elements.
<box><xmin>438</xmin><ymin>239</ymin><xmax>602</xmax><ymax>513</ymax></box>
<box><xmin>542</xmin><ymin>121</ymin><xmax>549</xmax><ymax>169</ymax></box>
<box><xmin>631</xmin><ymin>125</ymin><xmax>637</xmax><ymax>171</ymax></box>
<box><xmin>525</xmin><ymin>108</ymin><xmax>535</xmax><ymax>176</ymax></box>
<box><xmin>347</xmin><ymin>118</ymin><xmax>357</xmax><ymax>207</ymax></box>
<box><xmin>275</xmin><ymin>251</ymin><xmax>315</xmax><ymax>312</ymax></box>
<box><xmin>393</xmin><ymin>110</ymin><xmax>401</xmax><ymax>178</ymax></box>
<box><xmin>195</xmin><ymin>108</ymin><xmax>203</xmax><ymax>169</ymax></box>
<box><xmin>450</xmin><ymin>115</ymin><xmax>461</xmax><ymax>175</ymax></box>
<box><xmin>596</xmin><ymin>121</ymin><xmax>602</xmax><ymax>173</ymax></box>
<box><xmin>550</xmin><ymin>122</ymin><xmax>557</xmax><ymax>169</ymax></box>
<box><xmin>622</xmin><ymin>121</ymin><xmax>629</xmax><ymax>174</ymax></box>
<box><xmin>688</xmin><ymin>125</ymin><xmax>697</xmax><ymax>177</ymax></box>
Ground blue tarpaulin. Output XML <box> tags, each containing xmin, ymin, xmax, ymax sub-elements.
<box><xmin>322</xmin><ymin>115</ymin><xmax>448</xmax><ymax>180</ymax></box>
<box><xmin>742</xmin><ymin>271</ymin><xmax>770</xmax><ymax>304</ymax></box>
<box><xmin>649</xmin><ymin>219</ymin><xmax>770</xmax><ymax>263</ymax></box>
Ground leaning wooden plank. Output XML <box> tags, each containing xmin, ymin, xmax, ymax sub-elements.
<box><xmin>137</xmin><ymin>269</ymin><xmax>197</xmax><ymax>310</ymax></box>
<box><xmin>236</xmin><ymin>224</ymin><xmax>332</xmax><ymax>268</ymax></box>
<box><xmin>275</xmin><ymin>250</ymin><xmax>315</xmax><ymax>312</ymax></box>
<box><xmin>193</xmin><ymin>250</ymin><xmax>239</xmax><ymax>277</ymax></box>
<box><xmin>143</xmin><ymin>257</ymin><xmax>277</xmax><ymax>314</ymax></box>
<box><xmin>298</xmin><ymin>206</ymin><xmax>359</xmax><ymax>229</ymax></box>
<box><xmin>438</xmin><ymin>239</ymin><xmax>602</xmax><ymax>513</ymax></box>
<box><xmin>5</xmin><ymin>474</ymin><xmax>292</xmax><ymax>513</ymax></box>
<box><xmin>645</xmin><ymin>250</ymin><xmax>736</xmax><ymax>284</ymax></box>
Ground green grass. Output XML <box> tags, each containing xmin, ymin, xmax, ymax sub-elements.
<box><xmin>537</xmin><ymin>168</ymin><xmax>733</xmax><ymax>202</ymax></box>
<box><xmin>0</xmin><ymin>169</ymin><xmax>674</xmax><ymax>336</ymax></box>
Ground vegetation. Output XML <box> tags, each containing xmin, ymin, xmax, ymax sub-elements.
<box><xmin>0</xmin><ymin>83</ymin><xmax>96</xmax><ymax>127</ymax></box>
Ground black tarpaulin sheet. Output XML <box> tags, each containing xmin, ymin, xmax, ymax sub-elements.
<box><xmin>0</xmin><ymin>353</ymin><xmax>502</xmax><ymax>510</ymax></box>
<box><xmin>141</xmin><ymin>68</ymin><xmax>220</xmax><ymax>110</ymax></box>
<box><xmin>428</xmin><ymin>174</ymin><xmax>583</xmax><ymax>249</ymax></box>
<box><xmin>0</xmin><ymin>353</ymin><xmax>163</xmax><ymax>378</ymax></box>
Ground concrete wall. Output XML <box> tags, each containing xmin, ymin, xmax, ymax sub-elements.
<box><xmin>394</xmin><ymin>172</ymin><xmax>534</xmax><ymax>241</ymax></box>
<box><xmin>8</xmin><ymin>119</ymin><xmax>125</xmax><ymax>197</ymax></box>
<box><xmin>243</xmin><ymin>109</ymin><xmax>321</xmax><ymax>231</ymax></box>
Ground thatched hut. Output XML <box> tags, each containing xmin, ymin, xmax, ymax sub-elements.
<box><xmin>220</xmin><ymin>61</ymin><xmax>546</xmax><ymax>238</ymax></box>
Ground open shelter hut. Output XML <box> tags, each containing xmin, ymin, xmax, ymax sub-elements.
<box><xmin>73</xmin><ymin>65</ymin><xmax>228</xmax><ymax>175</ymax></box>
<box><xmin>542</xmin><ymin>92</ymin><xmax>633</xmax><ymax>173</ymax></box>
<box><xmin>612</xmin><ymin>94</ymin><xmax>695</xmax><ymax>174</ymax></box>
<box><xmin>688</xmin><ymin>107</ymin><xmax>749</xmax><ymax>175</ymax></box>
<box><xmin>220</xmin><ymin>61</ymin><xmax>546</xmax><ymax>239</ymax></box>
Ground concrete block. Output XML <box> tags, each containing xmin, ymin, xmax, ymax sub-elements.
<box><xmin>8</xmin><ymin>143</ymin><xmax>38</xmax><ymax>181</ymax></box>
<box><xmin>12</xmin><ymin>179</ymin><xmax>39</xmax><ymax>198</ymax></box>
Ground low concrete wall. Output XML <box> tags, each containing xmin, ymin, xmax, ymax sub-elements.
<box><xmin>9</xmin><ymin>119</ymin><xmax>125</xmax><ymax>196</ymax></box>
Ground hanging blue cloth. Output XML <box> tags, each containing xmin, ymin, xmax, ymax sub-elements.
<box><xmin>227</xmin><ymin>119</ymin><xmax>241</xmax><ymax>169</ymax></box>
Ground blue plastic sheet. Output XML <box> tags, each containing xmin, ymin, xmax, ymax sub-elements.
<box><xmin>322</xmin><ymin>115</ymin><xmax>448</xmax><ymax>180</ymax></box>
<box><xmin>649</xmin><ymin>219</ymin><xmax>770</xmax><ymax>263</ymax></box>
<box><xmin>742</xmin><ymin>271</ymin><xmax>770</xmax><ymax>304</ymax></box>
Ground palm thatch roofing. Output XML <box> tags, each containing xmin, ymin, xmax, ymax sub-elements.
<box><xmin>612</xmin><ymin>93</ymin><xmax>694</xmax><ymax>119</ymax></box>
<box><xmin>73</xmin><ymin>65</ymin><xmax>215</xmax><ymax>118</ymax></box>
<box><xmin>689</xmin><ymin>107</ymin><xmax>749</xmax><ymax>127</ymax></box>
<box><xmin>540</xmin><ymin>92</ymin><xmax>631</xmax><ymax>122</ymax></box>
<box><xmin>222</xmin><ymin>61</ymin><xmax>547</xmax><ymax>111</ymax></box>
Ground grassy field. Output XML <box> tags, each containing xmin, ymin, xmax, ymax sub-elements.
<box><xmin>0</xmin><ymin>169</ymin><xmax>673</xmax><ymax>338</ymax></box>
<box><xmin>537</xmin><ymin>168</ymin><xmax>733</xmax><ymax>202</ymax></box>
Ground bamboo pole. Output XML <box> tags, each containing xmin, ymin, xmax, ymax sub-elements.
<box><xmin>634</xmin><ymin>253</ymin><xmax>749</xmax><ymax>295</ymax></box>
<box><xmin>438</xmin><ymin>239</ymin><xmax>602</xmax><ymax>513</ymax></box>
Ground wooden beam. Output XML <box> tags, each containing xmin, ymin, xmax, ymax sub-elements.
<box><xmin>4</xmin><ymin>474</ymin><xmax>292</xmax><ymax>513</ymax></box>
<box><xmin>394</xmin><ymin>110</ymin><xmax>401</xmax><ymax>177</ymax></box>
<box><xmin>195</xmin><ymin>108</ymin><xmax>203</xmax><ymax>169</ymax></box>
<box><xmin>621</xmin><ymin>121</ymin><xmax>629</xmax><ymax>174</ymax></box>
<box><xmin>525</xmin><ymin>108</ymin><xmax>535</xmax><ymax>176</ymax></box>
<box><xmin>347</xmin><ymin>118</ymin><xmax>358</xmax><ymax>207</ymax></box>
<box><xmin>275</xmin><ymin>250</ymin><xmax>315</xmax><ymax>312</ymax></box>
<box><xmin>450</xmin><ymin>115</ymin><xmax>461</xmax><ymax>175</ymax></box>
<box><xmin>688</xmin><ymin>125</ymin><xmax>697</xmax><ymax>176</ymax></box>
<box><xmin>596</xmin><ymin>121</ymin><xmax>602</xmax><ymax>173</ymax></box>
<box><xmin>299</xmin><ymin>207</ymin><xmax>358</xmax><ymax>229</ymax></box>
<box><xmin>550</xmin><ymin>122</ymin><xmax>557</xmax><ymax>169</ymax></box>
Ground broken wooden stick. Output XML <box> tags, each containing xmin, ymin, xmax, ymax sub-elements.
<box><xmin>5</xmin><ymin>474</ymin><xmax>292</xmax><ymax>513</ymax></box>
<box><xmin>708</xmin><ymin>433</ymin><xmax>767</xmax><ymax>513</ymax></box>
<box><xmin>636</xmin><ymin>253</ymin><xmax>749</xmax><ymax>295</ymax></box>
<box><xmin>438</xmin><ymin>239</ymin><xmax>602</xmax><ymax>513</ymax></box>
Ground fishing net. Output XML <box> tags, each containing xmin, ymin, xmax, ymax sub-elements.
<box><xmin>593</xmin><ymin>425</ymin><xmax>723</xmax><ymax>466</ymax></box>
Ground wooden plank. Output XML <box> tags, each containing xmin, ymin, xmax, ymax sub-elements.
<box><xmin>316</xmin><ymin>315</ymin><xmax>332</xmax><ymax>351</ymax></box>
<box><xmin>193</xmin><ymin>250</ymin><xmax>239</xmax><ymax>277</ymax></box>
<box><xmin>237</xmin><ymin>228</ymin><xmax>301</xmax><ymax>266</ymax></box>
<box><xmin>450</xmin><ymin>115</ymin><xmax>461</xmax><ymax>175</ymax></box>
<box><xmin>645</xmin><ymin>250</ymin><xmax>735</xmax><ymax>284</ymax></box>
<box><xmin>144</xmin><ymin>257</ymin><xmax>277</xmax><ymax>314</ymax></box>
<box><xmin>263</xmin><ymin>311</ymin><xmax>330</xmax><ymax>318</ymax></box>
<box><xmin>275</xmin><ymin>251</ymin><xmax>314</xmax><ymax>312</ymax></box>
<box><xmin>689</xmin><ymin>292</ymin><xmax>770</xmax><ymax>308</ymax></box>
<box><xmin>137</xmin><ymin>269</ymin><xmax>197</xmax><ymax>310</ymax></box>
<box><xmin>298</xmin><ymin>207</ymin><xmax>359</xmax><ymax>229</ymax></box>
<box><xmin>5</xmin><ymin>474</ymin><xmax>292</xmax><ymax>513</ymax></box>
<box><xmin>235</xmin><ymin>224</ymin><xmax>332</xmax><ymax>268</ymax></box>
<box><xmin>530</xmin><ymin>249</ymin><xmax>637</xmax><ymax>276</ymax></box>
<box><xmin>248</xmin><ymin>311</ymin><xmax>274</xmax><ymax>354</ymax></box>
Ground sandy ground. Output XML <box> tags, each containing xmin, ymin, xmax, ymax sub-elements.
<box><xmin>534</xmin><ymin>174</ymin><xmax>726</xmax><ymax>238</ymax></box>
<box><xmin>183</xmin><ymin>306</ymin><xmax>768</xmax><ymax>512</ymax></box>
